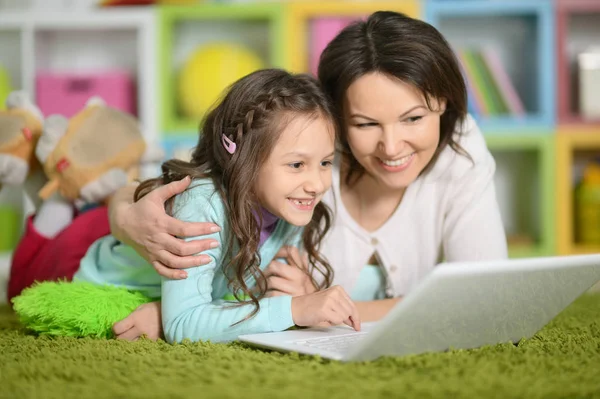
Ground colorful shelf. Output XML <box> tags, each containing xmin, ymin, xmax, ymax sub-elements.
<box><xmin>485</xmin><ymin>133</ymin><xmax>556</xmax><ymax>258</ymax></box>
<box><xmin>426</xmin><ymin>0</ymin><xmax>555</xmax><ymax>133</ymax></box>
<box><xmin>556</xmin><ymin>0</ymin><xmax>600</xmax><ymax>126</ymax></box>
<box><xmin>158</xmin><ymin>3</ymin><xmax>286</xmax><ymax>133</ymax></box>
<box><xmin>556</xmin><ymin>127</ymin><xmax>600</xmax><ymax>255</ymax></box>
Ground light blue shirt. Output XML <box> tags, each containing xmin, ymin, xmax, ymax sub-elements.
<box><xmin>75</xmin><ymin>179</ymin><xmax>300</xmax><ymax>343</ymax></box>
<box><xmin>350</xmin><ymin>265</ymin><xmax>387</xmax><ymax>302</ymax></box>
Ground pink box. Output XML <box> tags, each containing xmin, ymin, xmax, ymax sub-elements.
<box><xmin>309</xmin><ymin>17</ymin><xmax>355</xmax><ymax>76</ymax></box>
<box><xmin>36</xmin><ymin>70</ymin><xmax>137</xmax><ymax>118</ymax></box>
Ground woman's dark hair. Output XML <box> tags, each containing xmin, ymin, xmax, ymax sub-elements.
<box><xmin>135</xmin><ymin>68</ymin><xmax>336</xmax><ymax>320</ymax></box>
<box><xmin>318</xmin><ymin>11</ymin><xmax>470</xmax><ymax>185</ymax></box>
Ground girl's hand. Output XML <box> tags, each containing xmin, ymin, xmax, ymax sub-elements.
<box><xmin>109</xmin><ymin>176</ymin><xmax>221</xmax><ymax>279</ymax></box>
<box><xmin>113</xmin><ymin>301</ymin><xmax>163</xmax><ymax>341</ymax></box>
<box><xmin>291</xmin><ymin>286</ymin><xmax>361</xmax><ymax>331</ymax></box>
<box><xmin>265</xmin><ymin>246</ymin><xmax>316</xmax><ymax>297</ymax></box>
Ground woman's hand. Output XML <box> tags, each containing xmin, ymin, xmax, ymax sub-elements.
<box><xmin>113</xmin><ymin>301</ymin><xmax>163</xmax><ymax>341</ymax></box>
<box><xmin>109</xmin><ymin>176</ymin><xmax>221</xmax><ymax>279</ymax></box>
<box><xmin>291</xmin><ymin>286</ymin><xmax>361</xmax><ymax>331</ymax></box>
<box><xmin>264</xmin><ymin>246</ymin><xmax>316</xmax><ymax>297</ymax></box>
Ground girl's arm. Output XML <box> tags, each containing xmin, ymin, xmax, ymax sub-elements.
<box><xmin>107</xmin><ymin>176</ymin><xmax>221</xmax><ymax>278</ymax></box>
<box><xmin>161</xmin><ymin>185</ymin><xmax>295</xmax><ymax>343</ymax></box>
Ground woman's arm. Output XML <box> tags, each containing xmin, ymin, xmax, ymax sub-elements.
<box><xmin>107</xmin><ymin>176</ymin><xmax>222</xmax><ymax>279</ymax></box>
<box><xmin>442</xmin><ymin>132</ymin><xmax>508</xmax><ymax>262</ymax></box>
<box><xmin>354</xmin><ymin>298</ymin><xmax>401</xmax><ymax>322</ymax></box>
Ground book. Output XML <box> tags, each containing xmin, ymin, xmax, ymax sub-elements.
<box><xmin>481</xmin><ymin>48</ymin><xmax>525</xmax><ymax>116</ymax></box>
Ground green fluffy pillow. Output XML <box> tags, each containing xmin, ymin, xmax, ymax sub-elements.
<box><xmin>12</xmin><ymin>281</ymin><xmax>153</xmax><ymax>339</ymax></box>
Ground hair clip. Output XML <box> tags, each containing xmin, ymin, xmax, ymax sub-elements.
<box><xmin>221</xmin><ymin>134</ymin><xmax>236</xmax><ymax>155</ymax></box>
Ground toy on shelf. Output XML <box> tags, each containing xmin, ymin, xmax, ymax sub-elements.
<box><xmin>575</xmin><ymin>158</ymin><xmax>600</xmax><ymax>245</ymax></box>
<box><xmin>178</xmin><ymin>42</ymin><xmax>264</xmax><ymax>119</ymax></box>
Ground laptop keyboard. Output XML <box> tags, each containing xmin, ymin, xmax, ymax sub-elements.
<box><xmin>292</xmin><ymin>333</ymin><xmax>368</xmax><ymax>353</ymax></box>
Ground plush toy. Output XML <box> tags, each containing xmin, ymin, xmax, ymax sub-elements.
<box><xmin>0</xmin><ymin>91</ymin><xmax>44</xmax><ymax>189</ymax></box>
<box><xmin>36</xmin><ymin>96</ymin><xmax>150</xmax><ymax>204</ymax></box>
<box><xmin>9</xmin><ymin>95</ymin><xmax>164</xmax><ymax>338</ymax></box>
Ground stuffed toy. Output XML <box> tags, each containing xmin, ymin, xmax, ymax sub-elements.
<box><xmin>36</xmin><ymin>96</ymin><xmax>149</xmax><ymax>204</ymax></box>
<box><xmin>10</xmin><ymin>95</ymin><xmax>164</xmax><ymax>339</ymax></box>
<box><xmin>0</xmin><ymin>91</ymin><xmax>44</xmax><ymax>189</ymax></box>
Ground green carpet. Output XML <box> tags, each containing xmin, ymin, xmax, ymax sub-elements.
<box><xmin>1</xmin><ymin>294</ymin><xmax>600</xmax><ymax>399</ymax></box>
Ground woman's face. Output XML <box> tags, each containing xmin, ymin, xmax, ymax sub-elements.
<box><xmin>343</xmin><ymin>72</ymin><xmax>445</xmax><ymax>191</ymax></box>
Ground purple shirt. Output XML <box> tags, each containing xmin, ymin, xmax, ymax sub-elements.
<box><xmin>256</xmin><ymin>207</ymin><xmax>279</xmax><ymax>248</ymax></box>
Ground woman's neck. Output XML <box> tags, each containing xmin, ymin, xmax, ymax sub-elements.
<box><xmin>339</xmin><ymin>165</ymin><xmax>406</xmax><ymax>232</ymax></box>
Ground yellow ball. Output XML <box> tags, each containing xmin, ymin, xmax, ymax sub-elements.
<box><xmin>178</xmin><ymin>43</ymin><xmax>265</xmax><ymax>119</ymax></box>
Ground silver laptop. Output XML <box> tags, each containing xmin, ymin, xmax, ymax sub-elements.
<box><xmin>239</xmin><ymin>254</ymin><xmax>600</xmax><ymax>362</ymax></box>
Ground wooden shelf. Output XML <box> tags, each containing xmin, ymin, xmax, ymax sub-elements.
<box><xmin>556</xmin><ymin>128</ymin><xmax>600</xmax><ymax>255</ymax></box>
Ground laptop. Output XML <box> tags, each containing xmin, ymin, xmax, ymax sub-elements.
<box><xmin>239</xmin><ymin>254</ymin><xmax>600</xmax><ymax>362</ymax></box>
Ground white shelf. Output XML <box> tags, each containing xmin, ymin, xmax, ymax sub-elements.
<box><xmin>0</xmin><ymin>8</ymin><xmax>159</xmax><ymax>167</ymax></box>
<box><xmin>0</xmin><ymin>28</ymin><xmax>23</xmax><ymax>92</ymax></box>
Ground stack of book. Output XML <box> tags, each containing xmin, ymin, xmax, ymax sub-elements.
<box><xmin>458</xmin><ymin>47</ymin><xmax>525</xmax><ymax>118</ymax></box>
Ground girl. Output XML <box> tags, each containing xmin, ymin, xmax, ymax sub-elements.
<box><xmin>20</xmin><ymin>68</ymin><xmax>361</xmax><ymax>343</ymax></box>
<box><xmin>108</xmin><ymin>10</ymin><xmax>507</xmax><ymax>339</ymax></box>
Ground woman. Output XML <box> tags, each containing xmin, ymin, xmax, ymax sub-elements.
<box><xmin>109</xmin><ymin>11</ymin><xmax>507</xmax><ymax>339</ymax></box>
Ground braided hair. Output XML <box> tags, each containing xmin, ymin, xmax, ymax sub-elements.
<box><xmin>135</xmin><ymin>69</ymin><xmax>336</xmax><ymax>320</ymax></box>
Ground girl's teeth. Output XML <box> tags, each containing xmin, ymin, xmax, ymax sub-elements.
<box><xmin>382</xmin><ymin>153</ymin><xmax>413</xmax><ymax>167</ymax></box>
<box><xmin>292</xmin><ymin>199</ymin><xmax>313</xmax><ymax>206</ymax></box>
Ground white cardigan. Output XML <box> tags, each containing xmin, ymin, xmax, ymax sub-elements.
<box><xmin>319</xmin><ymin>115</ymin><xmax>508</xmax><ymax>298</ymax></box>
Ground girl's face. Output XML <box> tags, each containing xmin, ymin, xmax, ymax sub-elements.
<box><xmin>343</xmin><ymin>72</ymin><xmax>445</xmax><ymax>191</ymax></box>
<box><xmin>254</xmin><ymin>113</ymin><xmax>335</xmax><ymax>226</ymax></box>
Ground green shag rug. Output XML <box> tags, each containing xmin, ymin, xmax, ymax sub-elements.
<box><xmin>1</xmin><ymin>293</ymin><xmax>600</xmax><ymax>399</ymax></box>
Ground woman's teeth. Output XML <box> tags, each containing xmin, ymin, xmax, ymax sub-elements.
<box><xmin>381</xmin><ymin>153</ymin><xmax>414</xmax><ymax>167</ymax></box>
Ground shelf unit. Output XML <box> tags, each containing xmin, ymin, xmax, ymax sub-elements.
<box><xmin>158</xmin><ymin>3</ymin><xmax>286</xmax><ymax>134</ymax></box>
<box><xmin>556</xmin><ymin>0</ymin><xmax>600</xmax><ymax>125</ymax></box>
<box><xmin>0</xmin><ymin>9</ymin><xmax>158</xmax><ymax>143</ymax></box>
<box><xmin>485</xmin><ymin>133</ymin><xmax>555</xmax><ymax>258</ymax></box>
<box><xmin>0</xmin><ymin>8</ymin><xmax>159</xmax><ymax>262</ymax></box>
<box><xmin>556</xmin><ymin>127</ymin><xmax>600</xmax><ymax>256</ymax></box>
<box><xmin>283</xmin><ymin>1</ymin><xmax>420</xmax><ymax>74</ymax></box>
<box><xmin>426</xmin><ymin>0</ymin><xmax>555</xmax><ymax>133</ymax></box>
<box><xmin>0</xmin><ymin>0</ymin><xmax>599</xmax><ymax>261</ymax></box>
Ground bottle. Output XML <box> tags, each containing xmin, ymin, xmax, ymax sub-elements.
<box><xmin>575</xmin><ymin>158</ymin><xmax>600</xmax><ymax>245</ymax></box>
